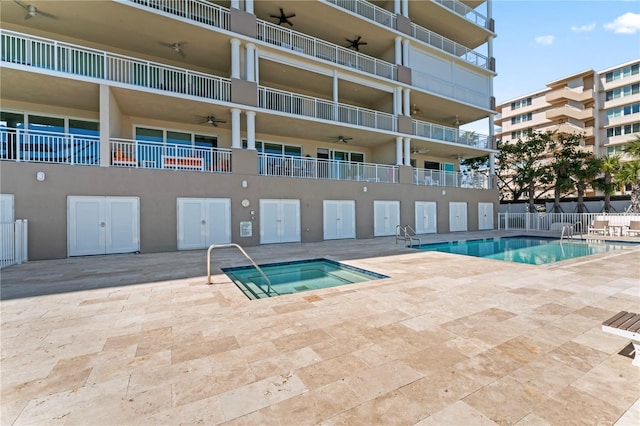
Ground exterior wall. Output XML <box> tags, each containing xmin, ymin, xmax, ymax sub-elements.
<box><xmin>2</xmin><ymin>161</ymin><xmax>498</xmax><ymax>260</ymax></box>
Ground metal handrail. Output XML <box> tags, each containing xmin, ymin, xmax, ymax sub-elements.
<box><xmin>207</xmin><ymin>243</ymin><xmax>272</xmax><ymax>294</ymax></box>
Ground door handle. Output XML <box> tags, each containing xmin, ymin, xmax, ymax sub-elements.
<box><xmin>201</xmin><ymin>220</ymin><xmax>206</xmax><ymax>225</ymax></box>
<box><xmin>100</xmin><ymin>222</ymin><xmax>106</xmax><ymax>228</ymax></box>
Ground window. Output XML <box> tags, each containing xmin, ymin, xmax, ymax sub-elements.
<box><xmin>135</xmin><ymin>127</ymin><xmax>219</xmax><ymax>169</ymax></box>
<box><xmin>243</xmin><ymin>140</ymin><xmax>302</xmax><ymax>156</ymax></box>
<box><xmin>606</xmin><ymin>64</ymin><xmax>639</xmax><ymax>82</ymax></box>
<box><xmin>510</xmin><ymin>97</ymin><xmax>532</xmax><ymax>110</ymax></box>
<box><xmin>511</xmin><ymin>112</ymin><xmax>532</xmax><ymax>125</ymax></box>
<box><xmin>607</xmin><ymin>145</ymin><xmax>626</xmax><ymax>156</ymax></box>
<box><xmin>607</xmin><ymin>122</ymin><xmax>640</xmax><ymax>137</ymax></box>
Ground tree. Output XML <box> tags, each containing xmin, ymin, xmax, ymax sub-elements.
<box><xmin>624</xmin><ymin>135</ymin><xmax>640</xmax><ymax>158</ymax></box>
<box><xmin>573</xmin><ymin>155</ymin><xmax>601</xmax><ymax>213</ymax></box>
<box><xmin>545</xmin><ymin>132</ymin><xmax>588</xmax><ymax>213</ymax></box>
<box><xmin>615</xmin><ymin>161</ymin><xmax>640</xmax><ymax>212</ymax></box>
<box><xmin>593</xmin><ymin>155</ymin><xmax>620</xmax><ymax>213</ymax></box>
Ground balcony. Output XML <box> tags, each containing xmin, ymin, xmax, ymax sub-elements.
<box><xmin>258</xmin><ymin>86</ymin><xmax>397</xmax><ymax>132</ymax></box>
<box><xmin>1</xmin><ymin>128</ymin><xmax>100</xmax><ymax>165</ymax></box>
<box><xmin>324</xmin><ymin>0</ymin><xmax>396</xmax><ymax>30</ymax></box>
<box><xmin>259</xmin><ymin>153</ymin><xmax>398</xmax><ymax>183</ymax></box>
<box><xmin>546</xmin><ymin>105</ymin><xmax>593</xmax><ymax>121</ymax></box>
<box><xmin>412</xmin><ymin>120</ymin><xmax>490</xmax><ymax>149</ymax></box>
<box><xmin>256</xmin><ymin>21</ymin><xmax>397</xmax><ymax>81</ymax></box>
<box><xmin>413</xmin><ymin>168</ymin><xmax>493</xmax><ymax>190</ymax></box>
<box><xmin>432</xmin><ymin>0</ymin><xmax>489</xmax><ymax>30</ymax></box>
<box><xmin>0</xmin><ymin>30</ymin><xmax>232</xmax><ymax>102</ymax></box>
<box><xmin>412</xmin><ymin>70</ymin><xmax>490</xmax><ymax>109</ymax></box>
<box><xmin>546</xmin><ymin>87</ymin><xmax>593</xmax><ymax>104</ymax></box>
<box><xmin>124</xmin><ymin>0</ymin><xmax>230</xmax><ymax>30</ymax></box>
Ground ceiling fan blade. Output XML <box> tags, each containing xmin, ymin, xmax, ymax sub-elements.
<box><xmin>38</xmin><ymin>10</ymin><xmax>57</xmax><ymax>19</ymax></box>
<box><xmin>24</xmin><ymin>12</ymin><xmax>32</xmax><ymax>20</ymax></box>
<box><xmin>287</xmin><ymin>13</ymin><xmax>296</xmax><ymax>18</ymax></box>
<box><xmin>14</xmin><ymin>0</ymin><xmax>28</xmax><ymax>11</ymax></box>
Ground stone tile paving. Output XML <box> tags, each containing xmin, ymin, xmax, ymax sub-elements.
<box><xmin>1</xmin><ymin>231</ymin><xmax>639</xmax><ymax>425</ymax></box>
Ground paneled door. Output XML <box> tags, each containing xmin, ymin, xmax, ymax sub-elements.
<box><xmin>177</xmin><ymin>198</ymin><xmax>231</xmax><ymax>250</ymax></box>
<box><xmin>260</xmin><ymin>199</ymin><xmax>301</xmax><ymax>244</ymax></box>
<box><xmin>449</xmin><ymin>202</ymin><xmax>468</xmax><ymax>232</ymax></box>
<box><xmin>415</xmin><ymin>201</ymin><xmax>437</xmax><ymax>234</ymax></box>
<box><xmin>478</xmin><ymin>202</ymin><xmax>494</xmax><ymax>230</ymax></box>
<box><xmin>323</xmin><ymin>200</ymin><xmax>356</xmax><ymax>240</ymax></box>
<box><xmin>68</xmin><ymin>196</ymin><xmax>139</xmax><ymax>256</ymax></box>
<box><xmin>374</xmin><ymin>200</ymin><xmax>400</xmax><ymax>236</ymax></box>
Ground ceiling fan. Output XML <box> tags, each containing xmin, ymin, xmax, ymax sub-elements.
<box><xmin>411</xmin><ymin>104</ymin><xmax>423</xmax><ymax>115</ymax></box>
<box><xmin>346</xmin><ymin>36</ymin><xmax>367</xmax><ymax>51</ymax></box>
<box><xmin>198</xmin><ymin>116</ymin><xmax>226</xmax><ymax>127</ymax></box>
<box><xmin>159</xmin><ymin>41</ymin><xmax>187</xmax><ymax>58</ymax></box>
<box><xmin>453</xmin><ymin>115</ymin><xmax>461</xmax><ymax>126</ymax></box>
<box><xmin>333</xmin><ymin>136</ymin><xmax>352</xmax><ymax>144</ymax></box>
<box><xmin>14</xmin><ymin>0</ymin><xmax>57</xmax><ymax>20</ymax></box>
<box><xmin>411</xmin><ymin>147</ymin><xmax>430</xmax><ymax>154</ymax></box>
<box><xmin>271</xmin><ymin>8</ymin><xmax>295</xmax><ymax>26</ymax></box>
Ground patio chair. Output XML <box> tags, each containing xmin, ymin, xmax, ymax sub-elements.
<box><xmin>587</xmin><ymin>220</ymin><xmax>609</xmax><ymax>236</ymax></box>
<box><xmin>627</xmin><ymin>221</ymin><xmax>640</xmax><ymax>237</ymax></box>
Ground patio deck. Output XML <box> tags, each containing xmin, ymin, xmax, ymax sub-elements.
<box><xmin>1</xmin><ymin>231</ymin><xmax>639</xmax><ymax>425</ymax></box>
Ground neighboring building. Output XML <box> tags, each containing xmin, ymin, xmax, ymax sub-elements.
<box><xmin>0</xmin><ymin>0</ymin><xmax>498</xmax><ymax>261</ymax></box>
<box><xmin>495</xmin><ymin>59</ymin><xmax>640</xmax><ymax>158</ymax></box>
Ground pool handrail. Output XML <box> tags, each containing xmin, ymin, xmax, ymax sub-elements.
<box><xmin>206</xmin><ymin>243</ymin><xmax>272</xmax><ymax>294</ymax></box>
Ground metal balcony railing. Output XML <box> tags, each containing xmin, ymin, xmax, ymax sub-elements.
<box><xmin>413</xmin><ymin>168</ymin><xmax>493</xmax><ymax>189</ymax></box>
<box><xmin>257</xmin><ymin>20</ymin><xmax>397</xmax><ymax>80</ymax></box>
<box><xmin>412</xmin><ymin>69</ymin><xmax>490</xmax><ymax>109</ymax></box>
<box><xmin>324</xmin><ymin>0</ymin><xmax>396</xmax><ymax>29</ymax></box>
<box><xmin>0</xmin><ymin>29</ymin><xmax>231</xmax><ymax>102</ymax></box>
<box><xmin>411</xmin><ymin>22</ymin><xmax>488</xmax><ymax>70</ymax></box>
<box><xmin>110</xmin><ymin>139</ymin><xmax>232</xmax><ymax>172</ymax></box>
<box><xmin>258</xmin><ymin>86</ymin><xmax>397</xmax><ymax>132</ymax></box>
<box><xmin>259</xmin><ymin>153</ymin><xmax>399</xmax><ymax>183</ymax></box>
<box><xmin>432</xmin><ymin>0</ymin><xmax>489</xmax><ymax>30</ymax></box>
<box><xmin>0</xmin><ymin>127</ymin><xmax>100</xmax><ymax>165</ymax></box>
<box><xmin>412</xmin><ymin>120</ymin><xmax>490</xmax><ymax>149</ymax></box>
<box><xmin>125</xmin><ymin>0</ymin><xmax>230</xmax><ymax>30</ymax></box>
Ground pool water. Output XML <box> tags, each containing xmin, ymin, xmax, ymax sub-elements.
<box><xmin>222</xmin><ymin>259</ymin><xmax>388</xmax><ymax>299</ymax></box>
<box><xmin>415</xmin><ymin>237</ymin><xmax>637</xmax><ymax>265</ymax></box>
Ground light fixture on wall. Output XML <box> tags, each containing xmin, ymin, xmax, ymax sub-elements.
<box><xmin>363</xmin><ymin>186</ymin><xmax>368</xmax><ymax>193</ymax></box>
<box><xmin>36</xmin><ymin>171</ymin><xmax>45</xmax><ymax>182</ymax></box>
<box><xmin>241</xmin><ymin>180</ymin><xmax>248</xmax><ymax>188</ymax></box>
<box><xmin>442</xmin><ymin>190</ymin><xmax>446</xmax><ymax>196</ymax></box>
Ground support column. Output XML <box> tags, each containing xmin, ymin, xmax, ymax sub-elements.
<box><xmin>231</xmin><ymin>108</ymin><xmax>241</xmax><ymax>148</ymax></box>
<box><xmin>394</xmin><ymin>0</ymin><xmax>400</xmax><ymax>15</ymax></box>
<box><xmin>254</xmin><ymin>48</ymin><xmax>260</xmax><ymax>83</ymax></box>
<box><xmin>394</xmin><ymin>37</ymin><xmax>402</xmax><ymax>65</ymax></box>
<box><xmin>401</xmin><ymin>0</ymin><xmax>408</xmax><ymax>17</ymax></box>
<box><xmin>246</xmin><ymin>111</ymin><xmax>256</xmax><ymax>150</ymax></box>
<box><xmin>403</xmin><ymin>137</ymin><xmax>411</xmax><ymax>166</ymax></box>
<box><xmin>245</xmin><ymin>0</ymin><xmax>254</xmax><ymax>14</ymax></box>
<box><xmin>333</xmin><ymin>70</ymin><xmax>339</xmax><ymax>120</ymax></box>
<box><xmin>230</xmin><ymin>38</ymin><xmax>241</xmax><ymax>79</ymax></box>
<box><xmin>402</xmin><ymin>39</ymin><xmax>410</xmax><ymax>66</ymax></box>
<box><xmin>395</xmin><ymin>137</ymin><xmax>403</xmax><ymax>165</ymax></box>
<box><xmin>230</xmin><ymin>0</ymin><xmax>239</xmax><ymax>9</ymax></box>
<box><xmin>393</xmin><ymin>87</ymin><xmax>402</xmax><ymax>116</ymax></box>
<box><xmin>489</xmin><ymin>153</ymin><xmax>495</xmax><ymax>175</ymax></box>
<box><xmin>402</xmin><ymin>88</ymin><xmax>411</xmax><ymax>116</ymax></box>
<box><xmin>246</xmin><ymin>43</ymin><xmax>255</xmax><ymax>82</ymax></box>
<box><xmin>99</xmin><ymin>85</ymin><xmax>111</xmax><ymax>168</ymax></box>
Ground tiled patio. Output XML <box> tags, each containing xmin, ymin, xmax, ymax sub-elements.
<box><xmin>1</xmin><ymin>231</ymin><xmax>639</xmax><ymax>425</ymax></box>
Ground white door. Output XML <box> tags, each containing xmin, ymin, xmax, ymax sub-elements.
<box><xmin>374</xmin><ymin>201</ymin><xmax>400</xmax><ymax>236</ymax></box>
<box><xmin>449</xmin><ymin>202</ymin><xmax>468</xmax><ymax>232</ymax></box>
<box><xmin>177</xmin><ymin>198</ymin><xmax>231</xmax><ymax>250</ymax></box>
<box><xmin>68</xmin><ymin>196</ymin><xmax>139</xmax><ymax>256</ymax></box>
<box><xmin>323</xmin><ymin>200</ymin><xmax>356</xmax><ymax>240</ymax></box>
<box><xmin>415</xmin><ymin>201</ymin><xmax>437</xmax><ymax>234</ymax></box>
<box><xmin>260</xmin><ymin>199</ymin><xmax>300</xmax><ymax>244</ymax></box>
<box><xmin>478</xmin><ymin>202</ymin><xmax>494</xmax><ymax>230</ymax></box>
<box><xmin>0</xmin><ymin>194</ymin><xmax>14</xmax><ymax>222</ymax></box>
<box><xmin>0</xmin><ymin>194</ymin><xmax>15</xmax><ymax>262</ymax></box>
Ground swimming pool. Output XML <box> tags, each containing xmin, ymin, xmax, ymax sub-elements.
<box><xmin>415</xmin><ymin>237</ymin><xmax>637</xmax><ymax>265</ymax></box>
<box><xmin>222</xmin><ymin>258</ymin><xmax>388</xmax><ymax>299</ymax></box>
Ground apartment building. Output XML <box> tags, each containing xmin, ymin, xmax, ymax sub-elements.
<box><xmin>495</xmin><ymin>59</ymin><xmax>640</xmax><ymax>159</ymax></box>
<box><xmin>0</xmin><ymin>0</ymin><xmax>498</xmax><ymax>261</ymax></box>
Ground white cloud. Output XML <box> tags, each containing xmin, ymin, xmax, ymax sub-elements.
<box><xmin>604</xmin><ymin>12</ymin><xmax>640</xmax><ymax>34</ymax></box>
<box><xmin>571</xmin><ymin>23</ymin><xmax>596</xmax><ymax>32</ymax></box>
<box><xmin>535</xmin><ymin>35</ymin><xmax>555</xmax><ymax>45</ymax></box>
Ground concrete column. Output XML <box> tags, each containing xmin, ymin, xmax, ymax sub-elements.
<box><xmin>403</xmin><ymin>88</ymin><xmax>411</xmax><ymax>116</ymax></box>
<box><xmin>230</xmin><ymin>0</ymin><xmax>239</xmax><ymax>10</ymax></box>
<box><xmin>246</xmin><ymin>43</ymin><xmax>255</xmax><ymax>82</ymax></box>
<box><xmin>489</xmin><ymin>152</ymin><xmax>495</xmax><ymax>175</ymax></box>
<box><xmin>401</xmin><ymin>0</ymin><xmax>408</xmax><ymax>17</ymax></box>
<box><xmin>393</xmin><ymin>87</ymin><xmax>401</xmax><ymax>116</ymax></box>
<box><xmin>333</xmin><ymin>70</ymin><xmax>339</xmax><ymax>120</ymax></box>
<box><xmin>394</xmin><ymin>37</ymin><xmax>402</xmax><ymax>65</ymax></box>
<box><xmin>246</xmin><ymin>111</ymin><xmax>256</xmax><ymax>150</ymax></box>
<box><xmin>245</xmin><ymin>0</ymin><xmax>254</xmax><ymax>14</ymax></box>
<box><xmin>231</xmin><ymin>108</ymin><xmax>241</xmax><ymax>148</ymax></box>
<box><xmin>403</xmin><ymin>137</ymin><xmax>411</xmax><ymax>166</ymax></box>
<box><xmin>394</xmin><ymin>0</ymin><xmax>400</xmax><ymax>15</ymax></box>
<box><xmin>402</xmin><ymin>39</ymin><xmax>410</xmax><ymax>66</ymax></box>
<box><xmin>99</xmin><ymin>85</ymin><xmax>110</xmax><ymax>167</ymax></box>
<box><xmin>395</xmin><ymin>137</ymin><xmax>403</xmax><ymax>165</ymax></box>
<box><xmin>230</xmin><ymin>38</ymin><xmax>241</xmax><ymax>79</ymax></box>
<box><xmin>254</xmin><ymin>48</ymin><xmax>260</xmax><ymax>84</ymax></box>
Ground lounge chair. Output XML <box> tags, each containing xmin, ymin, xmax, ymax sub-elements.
<box><xmin>602</xmin><ymin>311</ymin><xmax>640</xmax><ymax>367</ymax></box>
<box><xmin>627</xmin><ymin>221</ymin><xmax>640</xmax><ymax>237</ymax></box>
<box><xmin>587</xmin><ymin>220</ymin><xmax>609</xmax><ymax>236</ymax></box>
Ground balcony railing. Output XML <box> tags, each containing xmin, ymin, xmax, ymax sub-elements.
<box><xmin>110</xmin><ymin>139</ymin><xmax>232</xmax><ymax>172</ymax></box>
<box><xmin>259</xmin><ymin>153</ymin><xmax>398</xmax><ymax>183</ymax></box>
<box><xmin>324</xmin><ymin>0</ymin><xmax>396</xmax><ymax>29</ymax></box>
<box><xmin>412</xmin><ymin>120</ymin><xmax>490</xmax><ymax>149</ymax></box>
<box><xmin>257</xmin><ymin>20</ymin><xmax>397</xmax><ymax>80</ymax></box>
<box><xmin>1</xmin><ymin>128</ymin><xmax>100</xmax><ymax>166</ymax></box>
<box><xmin>432</xmin><ymin>0</ymin><xmax>489</xmax><ymax>30</ymax></box>
<box><xmin>411</xmin><ymin>22</ymin><xmax>488</xmax><ymax>70</ymax></box>
<box><xmin>412</xmin><ymin>69</ymin><xmax>489</xmax><ymax>109</ymax></box>
<box><xmin>258</xmin><ymin>86</ymin><xmax>397</xmax><ymax>132</ymax></box>
<box><xmin>413</xmin><ymin>168</ymin><xmax>492</xmax><ymax>189</ymax></box>
<box><xmin>124</xmin><ymin>0</ymin><xmax>230</xmax><ymax>30</ymax></box>
<box><xmin>0</xmin><ymin>29</ymin><xmax>231</xmax><ymax>102</ymax></box>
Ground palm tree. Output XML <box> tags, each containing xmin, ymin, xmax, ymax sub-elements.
<box><xmin>615</xmin><ymin>161</ymin><xmax>640</xmax><ymax>213</ymax></box>
<box><xmin>593</xmin><ymin>155</ymin><xmax>620</xmax><ymax>213</ymax></box>
<box><xmin>624</xmin><ymin>135</ymin><xmax>640</xmax><ymax>158</ymax></box>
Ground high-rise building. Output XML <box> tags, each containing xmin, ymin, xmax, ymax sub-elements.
<box><xmin>1</xmin><ymin>0</ymin><xmax>498</xmax><ymax>260</ymax></box>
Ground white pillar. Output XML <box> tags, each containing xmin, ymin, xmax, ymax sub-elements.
<box><xmin>231</xmin><ymin>108</ymin><xmax>241</xmax><ymax>148</ymax></box>
<box><xmin>230</xmin><ymin>38</ymin><xmax>241</xmax><ymax>79</ymax></box>
<box><xmin>489</xmin><ymin>152</ymin><xmax>495</xmax><ymax>175</ymax></box>
<box><xmin>403</xmin><ymin>137</ymin><xmax>411</xmax><ymax>166</ymax></box>
<box><xmin>246</xmin><ymin>43</ymin><xmax>255</xmax><ymax>82</ymax></box>
<box><xmin>403</xmin><ymin>88</ymin><xmax>411</xmax><ymax>116</ymax></box>
<box><xmin>333</xmin><ymin>70</ymin><xmax>339</xmax><ymax>121</ymax></box>
<box><xmin>99</xmin><ymin>85</ymin><xmax>110</xmax><ymax>168</ymax></box>
<box><xmin>245</xmin><ymin>0</ymin><xmax>254</xmax><ymax>14</ymax></box>
<box><xmin>393</xmin><ymin>87</ymin><xmax>402</xmax><ymax>116</ymax></box>
<box><xmin>395</xmin><ymin>137</ymin><xmax>403</xmax><ymax>165</ymax></box>
<box><xmin>394</xmin><ymin>0</ymin><xmax>400</xmax><ymax>15</ymax></box>
<box><xmin>230</xmin><ymin>0</ymin><xmax>239</xmax><ymax>10</ymax></box>
<box><xmin>246</xmin><ymin>111</ymin><xmax>256</xmax><ymax>150</ymax></box>
<box><xmin>394</xmin><ymin>37</ymin><xmax>402</xmax><ymax>65</ymax></box>
<box><xmin>402</xmin><ymin>39</ymin><xmax>410</xmax><ymax>66</ymax></box>
<box><xmin>401</xmin><ymin>0</ymin><xmax>408</xmax><ymax>17</ymax></box>
<box><xmin>254</xmin><ymin>48</ymin><xmax>260</xmax><ymax>84</ymax></box>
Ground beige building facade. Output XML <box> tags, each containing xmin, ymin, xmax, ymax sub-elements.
<box><xmin>1</xmin><ymin>0</ymin><xmax>498</xmax><ymax>260</ymax></box>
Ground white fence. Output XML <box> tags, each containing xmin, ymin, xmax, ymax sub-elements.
<box><xmin>498</xmin><ymin>213</ymin><xmax>640</xmax><ymax>234</ymax></box>
<box><xmin>0</xmin><ymin>220</ymin><xmax>28</xmax><ymax>269</ymax></box>
<box><xmin>413</xmin><ymin>168</ymin><xmax>492</xmax><ymax>189</ymax></box>
<box><xmin>1</xmin><ymin>128</ymin><xmax>99</xmax><ymax>165</ymax></box>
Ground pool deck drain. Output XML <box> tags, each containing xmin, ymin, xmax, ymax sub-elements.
<box><xmin>1</xmin><ymin>230</ymin><xmax>639</xmax><ymax>425</ymax></box>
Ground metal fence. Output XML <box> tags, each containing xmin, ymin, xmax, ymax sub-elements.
<box><xmin>1</xmin><ymin>128</ymin><xmax>100</xmax><ymax>166</ymax></box>
<box><xmin>413</xmin><ymin>168</ymin><xmax>493</xmax><ymax>189</ymax></box>
<box><xmin>0</xmin><ymin>220</ymin><xmax>28</xmax><ymax>269</ymax></box>
<box><xmin>498</xmin><ymin>212</ymin><xmax>640</xmax><ymax>234</ymax></box>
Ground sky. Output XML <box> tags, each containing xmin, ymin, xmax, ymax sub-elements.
<box><xmin>491</xmin><ymin>0</ymin><xmax>640</xmax><ymax>103</ymax></box>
